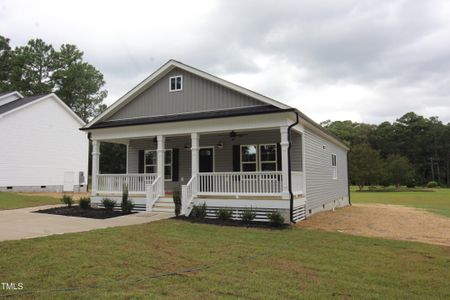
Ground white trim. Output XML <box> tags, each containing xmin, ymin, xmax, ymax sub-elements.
<box><xmin>144</xmin><ymin>149</ymin><xmax>173</xmax><ymax>181</ymax></box>
<box><xmin>84</xmin><ymin>60</ymin><xmax>291</xmax><ymax>128</ymax></box>
<box><xmin>169</xmin><ymin>75</ymin><xmax>183</xmax><ymax>92</ymax></box>
<box><xmin>0</xmin><ymin>93</ymin><xmax>85</xmax><ymax>126</ymax></box>
<box><xmin>0</xmin><ymin>91</ymin><xmax>23</xmax><ymax>101</ymax></box>
<box><xmin>199</xmin><ymin>146</ymin><xmax>215</xmax><ymax>172</ymax></box>
<box><xmin>240</xmin><ymin>144</ymin><xmax>258</xmax><ymax>172</ymax></box>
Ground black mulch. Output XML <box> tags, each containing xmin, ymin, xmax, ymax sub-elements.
<box><xmin>34</xmin><ymin>206</ymin><xmax>136</xmax><ymax>219</ymax></box>
<box><xmin>174</xmin><ymin>216</ymin><xmax>290</xmax><ymax>229</ymax></box>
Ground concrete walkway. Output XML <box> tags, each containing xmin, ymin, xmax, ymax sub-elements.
<box><xmin>0</xmin><ymin>205</ymin><xmax>173</xmax><ymax>241</ymax></box>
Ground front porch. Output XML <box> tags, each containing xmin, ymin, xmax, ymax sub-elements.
<box><xmin>91</xmin><ymin>126</ymin><xmax>305</xmax><ymax>220</ymax></box>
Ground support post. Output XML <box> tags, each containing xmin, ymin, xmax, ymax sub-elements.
<box><xmin>191</xmin><ymin>132</ymin><xmax>199</xmax><ymax>189</ymax></box>
<box><xmin>280</xmin><ymin>126</ymin><xmax>290</xmax><ymax>199</ymax></box>
<box><xmin>157</xmin><ymin>135</ymin><xmax>165</xmax><ymax>196</ymax></box>
<box><xmin>91</xmin><ymin>140</ymin><xmax>100</xmax><ymax>196</ymax></box>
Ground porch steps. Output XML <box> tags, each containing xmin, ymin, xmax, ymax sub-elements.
<box><xmin>152</xmin><ymin>196</ymin><xmax>175</xmax><ymax>213</ymax></box>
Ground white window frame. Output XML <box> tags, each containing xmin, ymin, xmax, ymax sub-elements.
<box><xmin>144</xmin><ymin>149</ymin><xmax>173</xmax><ymax>181</ymax></box>
<box><xmin>331</xmin><ymin>153</ymin><xmax>337</xmax><ymax>180</ymax></box>
<box><xmin>240</xmin><ymin>144</ymin><xmax>258</xmax><ymax>172</ymax></box>
<box><xmin>259</xmin><ymin>143</ymin><xmax>277</xmax><ymax>172</ymax></box>
<box><xmin>144</xmin><ymin>150</ymin><xmax>157</xmax><ymax>174</ymax></box>
<box><xmin>169</xmin><ymin>75</ymin><xmax>183</xmax><ymax>92</ymax></box>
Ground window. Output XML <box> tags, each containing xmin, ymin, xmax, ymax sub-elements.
<box><xmin>144</xmin><ymin>150</ymin><xmax>157</xmax><ymax>174</ymax></box>
<box><xmin>241</xmin><ymin>145</ymin><xmax>257</xmax><ymax>171</ymax></box>
<box><xmin>260</xmin><ymin>144</ymin><xmax>277</xmax><ymax>171</ymax></box>
<box><xmin>169</xmin><ymin>75</ymin><xmax>182</xmax><ymax>92</ymax></box>
<box><xmin>164</xmin><ymin>149</ymin><xmax>173</xmax><ymax>181</ymax></box>
<box><xmin>144</xmin><ymin>149</ymin><xmax>173</xmax><ymax>181</ymax></box>
<box><xmin>332</xmin><ymin>154</ymin><xmax>337</xmax><ymax>179</ymax></box>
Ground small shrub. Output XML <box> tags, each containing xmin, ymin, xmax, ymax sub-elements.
<box><xmin>240</xmin><ymin>207</ymin><xmax>256</xmax><ymax>222</ymax></box>
<box><xmin>427</xmin><ymin>181</ymin><xmax>439</xmax><ymax>188</ymax></box>
<box><xmin>406</xmin><ymin>179</ymin><xmax>416</xmax><ymax>188</ymax></box>
<box><xmin>190</xmin><ymin>202</ymin><xmax>207</xmax><ymax>218</ymax></box>
<box><xmin>121</xmin><ymin>183</ymin><xmax>134</xmax><ymax>213</ymax></box>
<box><xmin>172</xmin><ymin>187</ymin><xmax>181</xmax><ymax>217</ymax></box>
<box><xmin>102</xmin><ymin>198</ymin><xmax>116</xmax><ymax>211</ymax></box>
<box><xmin>216</xmin><ymin>208</ymin><xmax>233</xmax><ymax>220</ymax></box>
<box><xmin>267</xmin><ymin>210</ymin><xmax>285</xmax><ymax>227</ymax></box>
<box><xmin>78</xmin><ymin>197</ymin><xmax>90</xmax><ymax>209</ymax></box>
<box><xmin>61</xmin><ymin>194</ymin><xmax>74</xmax><ymax>207</ymax></box>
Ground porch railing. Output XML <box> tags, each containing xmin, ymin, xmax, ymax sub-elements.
<box><xmin>181</xmin><ymin>175</ymin><xmax>197</xmax><ymax>216</ymax></box>
<box><xmin>291</xmin><ymin>171</ymin><xmax>304</xmax><ymax>195</ymax></box>
<box><xmin>146</xmin><ymin>176</ymin><xmax>162</xmax><ymax>211</ymax></box>
<box><xmin>96</xmin><ymin>174</ymin><xmax>157</xmax><ymax>194</ymax></box>
<box><xmin>197</xmin><ymin>172</ymin><xmax>283</xmax><ymax>196</ymax></box>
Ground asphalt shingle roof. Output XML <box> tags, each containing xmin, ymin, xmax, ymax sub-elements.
<box><xmin>0</xmin><ymin>95</ymin><xmax>46</xmax><ymax>115</ymax></box>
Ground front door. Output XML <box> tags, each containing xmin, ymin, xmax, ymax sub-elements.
<box><xmin>199</xmin><ymin>147</ymin><xmax>214</xmax><ymax>172</ymax></box>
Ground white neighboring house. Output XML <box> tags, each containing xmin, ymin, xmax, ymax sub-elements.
<box><xmin>83</xmin><ymin>60</ymin><xmax>350</xmax><ymax>223</ymax></box>
<box><xmin>0</xmin><ymin>91</ymin><xmax>88</xmax><ymax>192</ymax></box>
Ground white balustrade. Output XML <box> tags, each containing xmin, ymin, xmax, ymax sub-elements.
<box><xmin>96</xmin><ymin>174</ymin><xmax>157</xmax><ymax>194</ymax></box>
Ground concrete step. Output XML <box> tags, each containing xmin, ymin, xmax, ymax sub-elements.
<box><xmin>157</xmin><ymin>197</ymin><xmax>174</xmax><ymax>204</ymax></box>
<box><xmin>154</xmin><ymin>203</ymin><xmax>175</xmax><ymax>209</ymax></box>
<box><xmin>152</xmin><ymin>207</ymin><xmax>174</xmax><ymax>213</ymax></box>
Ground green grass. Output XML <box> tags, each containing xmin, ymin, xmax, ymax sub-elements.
<box><xmin>0</xmin><ymin>220</ymin><xmax>449</xmax><ymax>299</ymax></box>
<box><xmin>351</xmin><ymin>188</ymin><xmax>450</xmax><ymax>218</ymax></box>
<box><xmin>0</xmin><ymin>192</ymin><xmax>60</xmax><ymax>210</ymax></box>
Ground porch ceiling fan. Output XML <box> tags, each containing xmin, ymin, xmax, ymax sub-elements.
<box><xmin>218</xmin><ymin>130</ymin><xmax>248</xmax><ymax>141</ymax></box>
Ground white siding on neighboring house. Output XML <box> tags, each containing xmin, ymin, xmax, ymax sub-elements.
<box><xmin>304</xmin><ymin>128</ymin><xmax>349</xmax><ymax>215</ymax></box>
<box><xmin>0</xmin><ymin>96</ymin><xmax>88</xmax><ymax>191</ymax></box>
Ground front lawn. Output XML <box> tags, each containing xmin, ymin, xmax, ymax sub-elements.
<box><xmin>351</xmin><ymin>188</ymin><xmax>450</xmax><ymax>218</ymax></box>
<box><xmin>0</xmin><ymin>192</ymin><xmax>60</xmax><ymax>210</ymax></box>
<box><xmin>0</xmin><ymin>220</ymin><xmax>449</xmax><ymax>299</ymax></box>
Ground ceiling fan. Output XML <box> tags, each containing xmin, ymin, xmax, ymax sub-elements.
<box><xmin>218</xmin><ymin>130</ymin><xmax>248</xmax><ymax>141</ymax></box>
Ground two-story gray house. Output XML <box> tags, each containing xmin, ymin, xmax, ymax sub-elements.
<box><xmin>82</xmin><ymin>60</ymin><xmax>349</xmax><ymax>223</ymax></box>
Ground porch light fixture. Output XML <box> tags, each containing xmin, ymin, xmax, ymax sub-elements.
<box><xmin>184</xmin><ymin>144</ymin><xmax>190</xmax><ymax>150</ymax></box>
<box><xmin>217</xmin><ymin>142</ymin><xmax>223</xmax><ymax>149</ymax></box>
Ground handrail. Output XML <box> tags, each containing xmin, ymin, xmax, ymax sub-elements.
<box><xmin>97</xmin><ymin>174</ymin><xmax>157</xmax><ymax>194</ymax></box>
<box><xmin>146</xmin><ymin>176</ymin><xmax>162</xmax><ymax>212</ymax></box>
<box><xmin>181</xmin><ymin>175</ymin><xmax>197</xmax><ymax>216</ymax></box>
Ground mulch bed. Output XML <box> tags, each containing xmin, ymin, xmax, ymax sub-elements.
<box><xmin>175</xmin><ymin>216</ymin><xmax>290</xmax><ymax>229</ymax></box>
<box><xmin>35</xmin><ymin>206</ymin><xmax>136</xmax><ymax>219</ymax></box>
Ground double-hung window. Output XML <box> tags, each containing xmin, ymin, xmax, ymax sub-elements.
<box><xmin>144</xmin><ymin>149</ymin><xmax>173</xmax><ymax>181</ymax></box>
<box><xmin>260</xmin><ymin>144</ymin><xmax>277</xmax><ymax>171</ymax></box>
<box><xmin>241</xmin><ymin>145</ymin><xmax>257</xmax><ymax>171</ymax></box>
<box><xmin>169</xmin><ymin>75</ymin><xmax>182</xmax><ymax>92</ymax></box>
<box><xmin>332</xmin><ymin>154</ymin><xmax>337</xmax><ymax>179</ymax></box>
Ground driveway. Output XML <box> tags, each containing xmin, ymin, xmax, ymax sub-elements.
<box><xmin>0</xmin><ymin>205</ymin><xmax>173</xmax><ymax>241</ymax></box>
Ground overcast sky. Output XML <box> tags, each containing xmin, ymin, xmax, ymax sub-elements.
<box><xmin>2</xmin><ymin>0</ymin><xmax>450</xmax><ymax>124</ymax></box>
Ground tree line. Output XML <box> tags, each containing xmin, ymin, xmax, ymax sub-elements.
<box><xmin>0</xmin><ymin>35</ymin><xmax>107</xmax><ymax>122</ymax></box>
<box><xmin>322</xmin><ymin>113</ymin><xmax>450</xmax><ymax>189</ymax></box>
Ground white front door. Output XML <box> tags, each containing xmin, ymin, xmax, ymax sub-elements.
<box><xmin>63</xmin><ymin>172</ymin><xmax>74</xmax><ymax>192</ymax></box>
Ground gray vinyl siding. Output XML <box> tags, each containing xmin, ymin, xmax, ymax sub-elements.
<box><xmin>291</xmin><ymin>131</ymin><xmax>303</xmax><ymax>171</ymax></box>
<box><xmin>304</xmin><ymin>128</ymin><xmax>348</xmax><ymax>212</ymax></box>
<box><xmin>126</xmin><ymin>129</ymin><xmax>302</xmax><ymax>192</ymax></box>
<box><xmin>107</xmin><ymin>67</ymin><xmax>265</xmax><ymax>121</ymax></box>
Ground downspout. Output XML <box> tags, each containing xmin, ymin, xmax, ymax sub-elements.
<box><xmin>347</xmin><ymin>150</ymin><xmax>352</xmax><ymax>206</ymax></box>
<box><xmin>288</xmin><ymin>112</ymin><xmax>300</xmax><ymax>223</ymax></box>
<box><xmin>87</xmin><ymin>132</ymin><xmax>92</xmax><ymax>193</ymax></box>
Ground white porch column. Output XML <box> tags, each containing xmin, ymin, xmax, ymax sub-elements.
<box><xmin>91</xmin><ymin>140</ymin><xmax>100</xmax><ymax>196</ymax></box>
<box><xmin>157</xmin><ymin>135</ymin><xmax>165</xmax><ymax>196</ymax></box>
<box><xmin>191</xmin><ymin>132</ymin><xmax>199</xmax><ymax>177</ymax></box>
<box><xmin>280</xmin><ymin>126</ymin><xmax>290</xmax><ymax>198</ymax></box>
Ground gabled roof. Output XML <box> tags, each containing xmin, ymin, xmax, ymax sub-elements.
<box><xmin>84</xmin><ymin>60</ymin><xmax>292</xmax><ymax>128</ymax></box>
<box><xmin>0</xmin><ymin>93</ymin><xmax>85</xmax><ymax>126</ymax></box>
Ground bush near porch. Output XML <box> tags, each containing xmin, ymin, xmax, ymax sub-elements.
<box><xmin>0</xmin><ymin>219</ymin><xmax>449</xmax><ymax>299</ymax></box>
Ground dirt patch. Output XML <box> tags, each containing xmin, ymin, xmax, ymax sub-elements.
<box><xmin>297</xmin><ymin>204</ymin><xmax>450</xmax><ymax>247</ymax></box>
<box><xmin>35</xmin><ymin>206</ymin><xmax>136</xmax><ymax>219</ymax></box>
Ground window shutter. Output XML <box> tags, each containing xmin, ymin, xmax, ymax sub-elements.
<box><xmin>172</xmin><ymin>148</ymin><xmax>179</xmax><ymax>181</ymax></box>
<box><xmin>232</xmin><ymin>145</ymin><xmax>240</xmax><ymax>172</ymax></box>
<box><xmin>138</xmin><ymin>150</ymin><xmax>144</xmax><ymax>173</ymax></box>
<box><xmin>276</xmin><ymin>143</ymin><xmax>282</xmax><ymax>171</ymax></box>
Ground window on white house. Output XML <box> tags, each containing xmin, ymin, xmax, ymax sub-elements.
<box><xmin>241</xmin><ymin>145</ymin><xmax>257</xmax><ymax>171</ymax></box>
<box><xmin>144</xmin><ymin>150</ymin><xmax>157</xmax><ymax>174</ymax></box>
<box><xmin>260</xmin><ymin>144</ymin><xmax>277</xmax><ymax>171</ymax></box>
<box><xmin>169</xmin><ymin>75</ymin><xmax>182</xmax><ymax>92</ymax></box>
<box><xmin>332</xmin><ymin>154</ymin><xmax>337</xmax><ymax>179</ymax></box>
<box><xmin>144</xmin><ymin>149</ymin><xmax>173</xmax><ymax>181</ymax></box>
<box><xmin>164</xmin><ymin>150</ymin><xmax>173</xmax><ymax>180</ymax></box>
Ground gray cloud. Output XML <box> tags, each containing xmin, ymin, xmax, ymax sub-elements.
<box><xmin>1</xmin><ymin>0</ymin><xmax>450</xmax><ymax>124</ymax></box>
